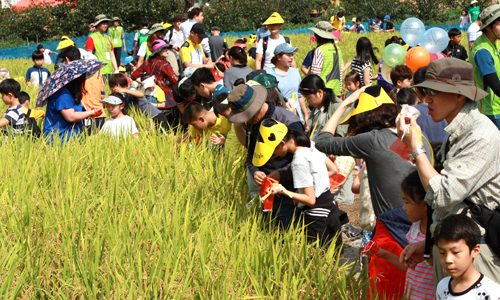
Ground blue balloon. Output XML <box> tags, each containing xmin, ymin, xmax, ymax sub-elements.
<box><xmin>421</xmin><ymin>27</ymin><xmax>449</xmax><ymax>54</ymax></box>
<box><xmin>400</xmin><ymin>18</ymin><xmax>425</xmax><ymax>47</ymax></box>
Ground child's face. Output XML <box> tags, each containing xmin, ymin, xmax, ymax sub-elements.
<box><xmin>194</xmin><ymin>83</ymin><xmax>210</xmax><ymax>98</ymax></box>
<box><xmin>345</xmin><ymin>79</ymin><xmax>360</xmax><ymax>93</ymax></box>
<box><xmin>105</xmin><ymin>103</ymin><xmax>123</xmax><ymax>118</ymax></box>
<box><xmin>438</xmin><ymin>238</ymin><xmax>480</xmax><ymax>279</ymax></box>
<box><xmin>273</xmin><ymin>141</ymin><xmax>287</xmax><ymax>157</ymax></box>
<box><xmin>34</xmin><ymin>58</ymin><xmax>44</xmax><ymax>68</ymax></box>
<box><xmin>451</xmin><ymin>35</ymin><xmax>461</xmax><ymax>45</ymax></box>
<box><xmin>401</xmin><ymin>191</ymin><xmax>427</xmax><ymax>223</ymax></box>
<box><xmin>398</xmin><ymin>78</ymin><xmax>412</xmax><ymax>89</ymax></box>
<box><xmin>462</xmin><ymin>10</ymin><xmax>467</xmax><ymax>16</ymax></box>
<box><xmin>356</xmin><ymin>21</ymin><xmax>361</xmax><ymax>25</ymax></box>
<box><xmin>39</xmin><ymin>48</ymin><xmax>45</xmax><ymax>52</ymax></box>
<box><xmin>146</xmin><ymin>86</ymin><xmax>155</xmax><ymax>92</ymax></box>
<box><xmin>21</xmin><ymin>100</ymin><xmax>30</xmax><ymax>109</ymax></box>
<box><xmin>1</xmin><ymin>93</ymin><xmax>13</xmax><ymax>106</ymax></box>
<box><xmin>217</xmin><ymin>69</ymin><xmax>224</xmax><ymax>79</ymax></box>
<box><xmin>188</xmin><ymin>116</ymin><xmax>207</xmax><ymax>131</ymax></box>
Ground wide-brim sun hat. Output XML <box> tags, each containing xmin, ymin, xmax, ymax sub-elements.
<box><xmin>412</xmin><ymin>58</ymin><xmax>488</xmax><ymax>101</ymax></box>
<box><xmin>227</xmin><ymin>83</ymin><xmax>268</xmax><ymax>123</ymax></box>
<box><xmin>479</xmin><ymin>4</ymin><xmax>500</xmax><ymax>30</ymax></box>
<box><xmin>150</xmin><ymin>39</ymin><xmax>170</xmax><ymax>57</ymax></box>
<box><xmin>263</xmin><ymin>12</ymin><xmax>285</xmax><ymax>25</ymax></box>
<box><xmin>310</xmin><ymin>21</ymin><xmax>335</xmax><ymax>39</ymax></box>
<box><xmin>111</xmin><ymin>17</ymin><xmax>120</xmax><ymax>22</ymax></box>
<box><xmin>94</xmin><ymin>14</ymin><xmax>111</xmax><ymax>26</ymax></box>
<box><xmin>253</xmin><ymin>120</ymin><xmax>288</xmax><ymax>167</ymax></box>
<box><xmin>150</xmin><ymin>23</ymin><xmax>166</xmax><ymax>35</ymax></box>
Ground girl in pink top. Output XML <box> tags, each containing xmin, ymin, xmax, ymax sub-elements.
<box><xmin>363</xmin><ymin>171</ymin><xmax>434</xmax><ymax>299</ymax></box>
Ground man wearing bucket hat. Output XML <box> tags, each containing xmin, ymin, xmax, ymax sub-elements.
<box><xmin>227</xmin><ymin>83</ymin><xmax>304</xmax><ymax>229</ymax></box>
<box><xmin>255</xmin><ymin>12</ymin><xmax>296</xmax><ymax>70</ymax></box>
<box><xmin>108</xmin><ymin>17</ymin><xmax>127</xmax><ymax>65</ymax></box>
<box><xmin>396</xmin><ymin>58</ymin><xmax>500</xmax><ymax>285</ymax></box>
<box><xmin>85</xmin><ymin>14</ymin><xmax>118</xmax><ymax>79</ymax></box>
<box><xmin>309</xmin><ymin>21</ymin><xmax>344</xmax><ymax>97</ymax></box>
<box><xmin>470</xmin><ymin>4</ymin><xmax>500</xmax><ymax>129</ymax></box>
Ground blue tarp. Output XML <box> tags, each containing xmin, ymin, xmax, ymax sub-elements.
<box><xmin>0</xmin><ymin>22</ymin><xmax>467</xmax><ymax>62</ymax></box>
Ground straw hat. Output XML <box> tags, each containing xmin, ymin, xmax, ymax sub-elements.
<box><xmin>310</xmin><ymin>21</ymin><xmax>335</xmax><ymax>39</ymax></box>
<box><xmin>263</xmin><ymin>12</ymin><xmax>285</xmax><ymax>25</ymax></box>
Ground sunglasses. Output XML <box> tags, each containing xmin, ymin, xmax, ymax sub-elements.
<box><xmin>420</xmin><ymin>87</ymin><xmax>440</xmax><ymax>97</ymax></box>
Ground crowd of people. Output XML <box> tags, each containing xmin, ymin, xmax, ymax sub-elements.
<box><xmin>1</xmin><ymin>4</ymin><xmax>500</xmax><ymax>299</ymax></box>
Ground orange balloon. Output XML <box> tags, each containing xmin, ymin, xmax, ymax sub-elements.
<box><xmin>405</xmin><ymin>47</ymin><xmax>430</xmax><ymax>71</ymax></box>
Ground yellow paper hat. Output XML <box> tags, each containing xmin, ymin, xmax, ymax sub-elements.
<box><xmin>253</xmin><ymin>120</ymin><xmax>288</xmax><ymax>167</ymax></box>
<box><xmin>161</xmin><ymin>22</ymin><xmax>172</xmax><ymax>29</ymax></box>
<box><xmin>56</xmin><ymin>36</ymin><xmax>74</xmax><ymax>50</ymax></box>
<box><xmin>340</xmin><ymin>88</ymin><xmax>395</xmax><ymax>124</ymax></box>
<box><xmin>263</xmin><ymin>12</ymin><xmax>285</xmax><ymax>25</ymax></box>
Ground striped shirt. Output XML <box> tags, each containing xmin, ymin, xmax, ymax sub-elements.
<box><xmin>405</xmin><ymin>221</ymin><xmax>434</xmax><ymax>300</ymax></box>
<box><xmin>2</xmin><ymin>105</ymin><xmax>25</xmax><ymax>135</ymax></box>
<box><xmin>350</xmin><ymin>57</ymin><xmax>372</xmax><ymax>86</ymax></box>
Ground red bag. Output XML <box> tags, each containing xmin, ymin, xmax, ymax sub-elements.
<box><xmin>260</xmin><ymin>177</ymin><xmax>278</xmax><ymax>212</ymax></box>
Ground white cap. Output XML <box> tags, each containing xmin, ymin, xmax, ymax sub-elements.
<box><xmin>142</xmin><ymin>76</ymin><xmax>156</xmax><ymax>89</ymax></box>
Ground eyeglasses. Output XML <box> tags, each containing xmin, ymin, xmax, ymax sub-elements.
<box><xmin>421</xmin><ymin>88</ymin><xmax>440</xmax><ymax>96</ymax></box>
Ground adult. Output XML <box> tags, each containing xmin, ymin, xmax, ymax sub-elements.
<box><xmin>227</xmin><ymin>84</ymin><xmax>305</xmax><ymax>229</ymax></box>
<box><xmin>266</xmin><ymin>43</ymin><xmax>307</xmax><ymax>124</ymax></box>
<box><xmin>299</xmin><ymin>74</ymin><xmax>348</xmax><ymax>140</ymax></box>
<box><xmin>108</xmin><ymin>17</ymin><xmax>126</xmax><ymax>65</ymax></box>
<box><xmin>309</xmin><ymin>21</ymin><xmax>344</xmax><ymax>98</ymax></box>
<box><xmin>85</xmin><ymin>14</ymin><xmax>118</xmax><ymax>80</ymax></box>
<box><xmin>132</xmin><ymin>39</ymin><xmax>178</xmax><ymax>109</ymax></box>
<box><xmin>208</xmin><ymin>26</ymin><xmax>228</xmax><ymax>63</ymax></box>
<box><xmin>396</xmin><ymin>58</ymin><xmax>500</xmax><ymax>285</ymax></box>
<box><xmin>470</xmin><ymin>5</ymin><xmax>500</xmax><ymax>129</ymax></box>
<box><xmin>43</xmin><ymin>48</ymin><xmax>102</xmax><ymax>144</ymax></box>
<box><xmin>179</xmin><ymin>23</ymin><xmax>215</xmax><ymax>69</ymax></box>
<box><xmin>314</xmin><ymin>86</ymin><xmax>432</xmax><ymax>217</ymax></box>
<box><xmin>133</xmin><ymin>18</ymin><xmax>150</xmax><ymax>63</ymax></box>
<box><xmin>411</xmin><ymin>67</ymin><xmax>448</xmax><ymax>143</ymax></box>
<box><xmin>255</xmin><ymin>12</ymin><xmax>296</xmax><ymax>70</ymax></box>
<box><xmin>164</xmin><ymin>16</ymin><xmax>185</xmax><ymax>52</ymax></box>
<box><xmin>469</xmin><ymin>0</ymin><xmax>481</xmax><ymax>23</ymax></box>
<box><xmin>467</xmin><ymin>16</ymin><xmax>482</xmax><ymax>50</ymax></box>
<box><xmin>330</xmin><ymin>12</ymin><xmax>345</xmax><ymax>41</ymax></box>
<box><xmin>136</xmin><ymin>23</ymin><xmax>166</xmax><ymax>68</ymax></box>
<box><xmin>223</xmin><ymin>46</ymin><xmax>253</xmax><ymax>90</ymax></box>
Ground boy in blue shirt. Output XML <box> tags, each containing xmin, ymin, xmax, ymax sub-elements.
<box><xmin>26</xmin><ymin>50</ymin><xmax>50</xmax><ymax>87</ymax></box>
<box><xmin>353</xmin><ymin>18</ymin><xmax>366</xmax><ymax>33</ymax></box>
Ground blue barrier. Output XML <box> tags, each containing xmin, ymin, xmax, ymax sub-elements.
<box><xmin>0</xmin><ymin>22</ymin><xmax>467</xmax><ymax>61</ymax></box>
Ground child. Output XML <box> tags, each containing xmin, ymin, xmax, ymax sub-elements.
<box><xmin>369</xmin><ymin>15</ymin><xmax>383</xmax><ymax>32</ymax></box>
<box><xmin>181</xmin><ymin>101</ymin><xmax>232</xmax><ymax>143</ymax></box>
<box><xmin>363</xmin><ymin>171</ymin><xmax>434</xmax><ymax>300</ymax></box>
<box><xmin>345</xmin><ymin>18</ymin><xmax>356</xmax><ymax>31</ymax></box>
<box><xmin>37</xmin><ymin>44</ymin><xmax>57</xmax><ymax>65</ymax></box>
<box><xmin>0</xmin><ymin>79</ymin><xmax>25</xmax><ymax>135</ymax></box>
<box><xmin>389</xmin><ymin>65</ymin><xmax>413</xmax><ymax>102</ymax></box>
<box><xmin>214</xmin><ymin>62</ymin><xmax>225</xmax><ymax>85</ymax></box>
<box><xmin>19</xmin><ymin>91</ymin><xmax>45</xmax><ymax>120</ymax></box>
<box><xmin>26</xmin><ymin>50</ymin><xmax>51</xmax><ymax>87</ymax></box>
<box><xmin>254</xmin><ymin>119</ymin><xmax>344</xmax><ymax>248</ymax></box>
<box><xmin>100</xmin><ymin>93</ymin><xmax>139</xmax><ymax>138</ymax></box>
<box><xmin>460</xmin><ymin>10</ymin><xmax>469</xmax><ymax>29</ymax></box>
<box><xmin>444</xmin><ymin>28</ymin><xmax>468</xmax><ymax>61</ymax></box>
<box><xmin>212</xmin><ymin>92</ymin><xmax>245</xmax><ymax>155</ymax></box>
<box><xmin>190</xmin><ymin>67</ymin><xmax>230</xmax><ymax>99</ymax></box>
<box><xmin>208</xmin><ymin>26</ymin><xmax>229</xmax><ymax>63</ymax></box>
<box><xmin>353</xmin><ymin>18</ymin><xmax>366</xmax><ymax>33</ymax></box>
<box><xmin>435</xmin><ymin>214</ymin><xmax>500</xmax><ymax>299</ymax></box>
<box><xmin>216</xmin><ymin>48</ymin><xmax>231</xmax><ymax>70</ymax></box>
<box><xmin>350</xmin><ymin>37</ymin><xmax>379</xmax><ymax>86</ymax></box>
<box><xmin>142</xmin><ymin>73</ymin><xmax>167</xmax><ymax>109</ymax></box>
<box><xmin>384</xmin><ymin>15</ymin><xmax>395</xmax><ymax>32</ymax></box>
<box><xmin>344</xmin><ymin>70</ymin><xmax>361</xmax><ymax>98</ymax></box>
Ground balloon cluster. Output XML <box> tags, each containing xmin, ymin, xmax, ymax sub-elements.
<box><xmin>382</xmin><ymin>18</ymin><xmax>449</xmax><ymax>72</ymax></box>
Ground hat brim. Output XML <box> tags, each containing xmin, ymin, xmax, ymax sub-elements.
<box><xmin>94</xmin><ymin>18</ymin><xmax>111</xmax><ymax>26</ymax></box>
<box><xmin>150</xmin><ymin>44</ymin><xmax>169</xmax><ymax>57</ymax></box>
<box><xmin>228</xmin><ymin>85</ymin><xmax>268</xmax><ymax>123</ymax></box>
<box><xmin>197</xmin><ymin>32</ymin><xmax>208</xmax><ymax>39</ymax></box>
<box><xmin>150</xmin><ymin>28</ymin><xmax>166</xmax><ymax>35</ymax></box>
<box><xmin>56</xmin><ymin>40</ymin><xmax>74</xmax><ymax>50</ymax></box>
<box><xmin>310</xmin><ymin>27</ymin><xmax>335</xmax><ymax>39</ymax></box>
<box><xmin>412</xmin><ymin>80</ymin><xmax>489</xmax><ymax>101</ymax></box>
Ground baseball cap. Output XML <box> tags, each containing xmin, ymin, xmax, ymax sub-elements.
<box><xmin>173</xmin><ymin>16</ymin><xmax>183</xmax><ymax>22</ymax></box>
<box><xmin>211</xmin><ymin>26</ymin><xmax>220</xmax><ymax>31</ymax></box>
<box><xmin>191</xmin><ymin>23</ymin><xmax>208</xmax><ymax>39</ymax></box>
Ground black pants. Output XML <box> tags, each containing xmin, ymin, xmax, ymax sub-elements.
<box><xmin>152</xmin><ymin>112</ymin><xmax>169</xmax><ymax>134</ymax></box>
<box><xmin>114</xmin><ymin>47</ymin><xmax>122</xmax><ymax>65</ymax></box>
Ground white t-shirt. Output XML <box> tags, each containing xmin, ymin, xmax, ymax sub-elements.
<box><xmin>100</xmin><ymin>115</ymin><xmax>139</xmax><ymax>138</ymax></box>
<box><xmin>256</xmin><ymin>35</ymin><xmax>291</xmax><ymax>70</ymax></box>
<box><xmin>467</xmin><ymin>22</ymin><xmax>482</xmax><ymax>47</ymax></box>
<box><xmin>436</xmin><ymin>274</ymin><xmax>500</xmax><ymax>300</ymax></box>
<box><xmin>43</xmin><ymin>49</ymin><xmax>52</xmax><ymax>64</ymax></box>
<box><xmin>138</xmin><ymin>42</ymin><xmax>148</xmax><ymax>57</ymax></box>
<box><xmin>179</xmin><ymin>19</ymin><xmax>197</xmax><ymax>38</ymax></box>
<box><xmin>165</xmin><ymin>29</ymin><xmax>185</xmax><ymax>49</ymax></box>
<box><xmin>291</xmin><ymin>145</ymin><xmax>330</xmax><ymax>199</ymax></box>
<box><xmin>134</xmin><ymin>28</ymin><xmax>150</xmax><ymax>42</ymax></box>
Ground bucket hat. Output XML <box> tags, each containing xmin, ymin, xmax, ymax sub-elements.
<box><xmin>94</xmin><ymin>14</ymin><xmax>111</xmax><ymax>26</ymax></box>
<box><xmin>412</xmin><ymin>58</ymin><xmax>488</xmax><ymax>101</ymax></box>
<box><xmin>111</xmin><ymin>17</ymin><xmax>120</xmax><ymax>22</ymax></box>
<box><xmin>263</xmin><ymin>12</ymin><xmax>285</xmax><ymax>25</ymax></box>
<box><xmin>253</xmin><ymin>119</ymin><xmax>288</xmax><ymax>167</ymax></box>
<box><xmin>340</xmin><ymin>87</ymin><xmax>394</xmax><ymax>124</ymax></box>
<box><xmin>150</xmin><ymin>40</ymin><xmax>170</xmax><ymax>57</ymax></box>
<box><xmin>310</xmin><ymin>21</ymin><xmax>335</xmax><ymax>39</ymax></box>
<box><xmin>150</xmin><ymin>23</ymin><xmax>166</xmax><ymax>35</ymax></box>
<box><xmin>479</xmin><ymin>4</ymin><xmax>500</xmax><ymax>30</ymax></box>
<box><xmin>227</xmin><ymin>84</ymin><xmax>268</xmax><ymax>123</ymax></box>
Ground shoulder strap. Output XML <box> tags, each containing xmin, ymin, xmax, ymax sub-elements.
<box><xmin>284</xmin><ymin>36</ymin><xmax>290</xmax><ymax>45</ymax></box>
<box><xmin>27</xmin><ymin>109</ymin><xmax>32</xmax><ymax>119</ymax></box>
<box><xmin>169</xmin><ymin>28</ymin><xmax>174</xmax><ymax>41</ymax></box>
<box><xmin>261</xmin><ymin>36</ymin><xmax>269</xmax><ymax>70</ymax></box>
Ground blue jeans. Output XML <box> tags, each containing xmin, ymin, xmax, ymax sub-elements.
<box><xmin>490</xmin><ymin>117</ymin><xmax>500</xmax><ymax>130</ymax></box>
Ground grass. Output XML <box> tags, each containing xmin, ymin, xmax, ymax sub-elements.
<box><xmin>0</xmin><ymin>32</ymin><xmax>469</xmax><ymax>298</ymax></box>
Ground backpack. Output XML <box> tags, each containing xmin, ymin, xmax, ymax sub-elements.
<box><xmin>138</xmin><ymin>29</ymin><xmax>150</xmax><ymax>47</ymax></box>
<box><xmin>24</xmin><ymin>109</ymin><xmax>41</xmax><ymax>139</ymax></box>
<box><xmin>260</xmin><ymin>36</ymin><xmax>291</xmax><ymax>69</ymax></box>
<box><xmin>165</xmin><ymin>28</ymin><xmax>175</xmax><ymax>43</ymax></box>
